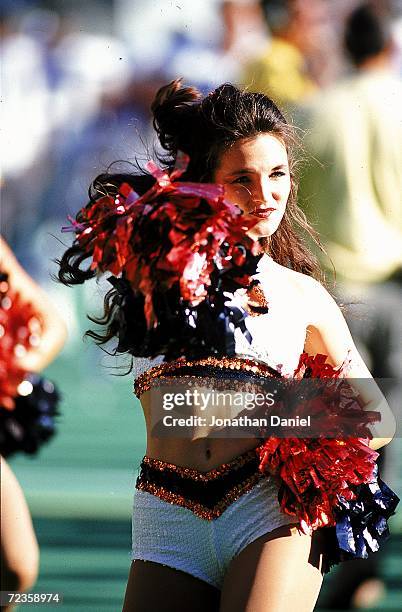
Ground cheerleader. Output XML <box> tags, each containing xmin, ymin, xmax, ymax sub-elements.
<box><xmin>57</xmin><ymin>81</ymin><xmax>398</xmax><ymax>612</ymax></box>
<box><xmin>1</xmin><ymin>237</ymin><xmax>66</xmax><ymax>608</ymax></box>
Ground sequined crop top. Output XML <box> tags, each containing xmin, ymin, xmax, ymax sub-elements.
<box><xmin>133</xmin><ymin>254</ymin><xmax>308</xmax><ymax>398</ymax></box>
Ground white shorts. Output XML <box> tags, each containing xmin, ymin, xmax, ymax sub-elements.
<box><xmin>131</xmin><ymin>473</ymin><xmax>296</xmax><ymax>589</ymax></box>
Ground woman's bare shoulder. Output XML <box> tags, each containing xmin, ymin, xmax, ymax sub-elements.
<box><xmin>270</xmin><ymin>261</ymin><xmax>323</xmax><ymax>294</ymax></box>
<box><xmin>270</xmin><ymin>262</ymin><xmax>335</xmax><ymax>324</ymax></box>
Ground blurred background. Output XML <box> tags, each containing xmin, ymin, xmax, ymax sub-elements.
<box><xmin>1</xmin><ymin>0</ymin><xmax>401</xmax><ymax>610</ymax></box>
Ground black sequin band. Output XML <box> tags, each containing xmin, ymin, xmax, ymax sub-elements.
<box><xmin>134</xmin><ymin>355</ymin><xmax>281</xmax><ymax>398</ymax></box>
<box><xmin>135</xmin><ymin>444</ymin><xmax>265</xmax><ymax>520</ymax></box>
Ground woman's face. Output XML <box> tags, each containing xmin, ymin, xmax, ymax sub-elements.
<box><xmin>213</xmin><ymin>133</ymin><xmax>291</xmax><ymax>240</ymax></box>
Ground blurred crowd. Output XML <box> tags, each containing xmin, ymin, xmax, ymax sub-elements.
<box><xmin>1</xmin><ymin>0</ymin><xmax>402</xmax><ymax>272</ymax></box>
<box><xmin>1</xmin><ymin>1</ymin><xmax>402</xmax><ymax>608</ymax></box>
<box><xmin>1</xmin><ymin>0</ymin><xmax>401</xmax><ymax>271</ymax></box>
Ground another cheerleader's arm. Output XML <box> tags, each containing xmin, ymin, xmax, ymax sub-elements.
<box><xmin>0</xmin><ymin>456</ymin><xmax>39</xmax><ymax>596</ymax></box>
<box><xmin>303</xmin><ymin>277</ymin><xmax>396</xmax><ymax>451</ymax></box>
<box><xmin>0</xmin><ymin>237</ymin><xmax>67</xmax><ymax>372</ymax></box>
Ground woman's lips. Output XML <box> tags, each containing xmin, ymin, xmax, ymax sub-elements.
<box><xmin>250</xmin><ymin>207</ymin><xmax>276</xmax><ymax>219</ymax></box>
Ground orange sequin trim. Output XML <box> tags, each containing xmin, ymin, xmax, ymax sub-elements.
<box><xmin>136</xmin><ymin>445</ymin><xmax>265</xmax><ymax>520</ymax></box>
<box><xmin>141</xmin><ymin>444</ymin><xmax>264</xmax><ymax>480</ymax></box>
<box><xmin>136</xmin><ymin>473</ymin><xmax>263</xmax><ymax>520</ymax></box>
<box><xmin>134</xmin><ymin>355</ymin><xmax>280</xmax><ymax>398</ymax></box>
<box><xmin>246</xmin><ymin>282</ymin><xmax>269</xmax><ymax>317</ymax></box>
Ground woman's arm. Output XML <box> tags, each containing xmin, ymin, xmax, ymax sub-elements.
<box><xmin>0</xmin><ymin>237</ymin><xmax>67</xmax><ymax>372</ymax></box>
<box><xmin>303</xmin><ymin>277</ymin><xmax>396</xmax><ymax>451</ymax></box>
<box><xmin>0</xmin><ymin>456</ymin><xmax>39</xmax><ymax>597</ymax></box>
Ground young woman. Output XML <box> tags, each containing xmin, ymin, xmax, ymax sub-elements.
<box><xmin>1</xmin><ymin>236</ymin><xmax>66</xmax><ymax>610</ymax></box>
<box><xmin>57</xmin><ymin>81</ymin><xmax>396</xmax><ymax>612</ymax></box>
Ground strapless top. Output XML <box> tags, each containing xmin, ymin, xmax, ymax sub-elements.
<box><xmin>132</xmin><ymin>254</ymin><xmax>308</xmax><ymax>397</ymax></box>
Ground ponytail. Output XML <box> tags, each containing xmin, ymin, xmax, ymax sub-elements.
<box><xmin>151</xmin><ymin>78</ymin><xmax>202</xmax><ymax>155</ymax></box>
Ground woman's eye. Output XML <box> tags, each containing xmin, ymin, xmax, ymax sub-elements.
<box><xmin>271</xmin><ymin>171</ymin><xmax>286</xmax><ymax>179</ymax></box>
<box><xmin>231</xmin><ymin>176</ymin><xmax>250</xmax><ymax>185</ymax></box>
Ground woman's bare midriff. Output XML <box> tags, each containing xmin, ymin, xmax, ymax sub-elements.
<box><xmin>139</xmin><ymin>391</ymin><xmax>262</xmax><ymax>471</ymax></box>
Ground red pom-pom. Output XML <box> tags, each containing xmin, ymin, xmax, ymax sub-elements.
<box><xmin>259</xmin><ymin>352</ymin><xmax>379</xmax><ymax>533</ymax></box>
<box><xmin>0</xmin><ymin>278</ymin><xmax>43</xmax><ymax>410</ymax></box>
<box><xmin>293</xmin><ymin>352</ymin><xmax>351</xmax><ymax>379</ymax></box>
<box><xmin>63</xmin><ymin>155</ymin><xmax>263</xmax><ymax>329</ymax></box>
<box><xmin>259</xmin><ymin>437</ymin><xmax>378</xmax><ymax>532</ymax></box>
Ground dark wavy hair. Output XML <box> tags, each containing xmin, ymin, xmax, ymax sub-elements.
<box><xmin>57</xmin><ymin>80</ymin><xmax>324</xmax><ymax>364</ymax></box>
<box><xmin>151</xmin><ymin>79</ymin><xmax>321</xmax><ymax>276</ymax></box>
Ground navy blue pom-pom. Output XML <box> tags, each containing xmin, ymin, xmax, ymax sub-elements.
<box><xmin>0</xmin><ymin>373</ymin><xmax>60</xmax><ymax>458</ymax></box>
<box><xmin>323</xmin><ymin>464</ymin><xmax>399</xmax><ymax>572</ymax></box>
<box><xmin>108</xmin><ymin>248</ymin><xmax>261</xmax><ymax>361</ymax></box>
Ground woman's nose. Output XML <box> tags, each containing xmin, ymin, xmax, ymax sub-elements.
<box><xmin>252</xmin><ymin>177</ymin><xmax>274</xmax><ymax>204</ymax></box>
